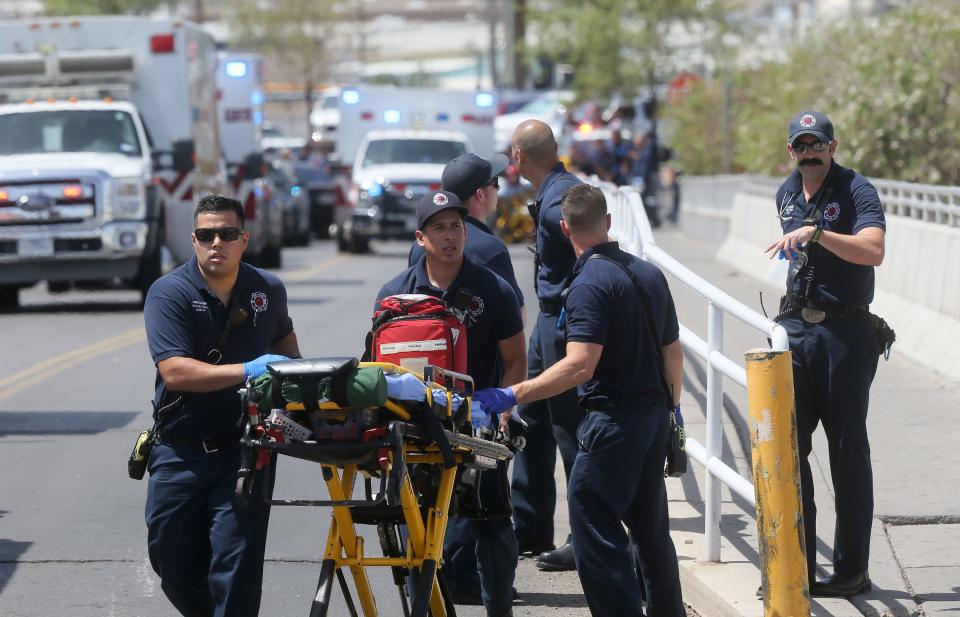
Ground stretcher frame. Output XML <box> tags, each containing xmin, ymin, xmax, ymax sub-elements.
<box><xmin>235</xmin><ymin>360</ymin><xmax>512</xmax><ymax>617</ymax></box>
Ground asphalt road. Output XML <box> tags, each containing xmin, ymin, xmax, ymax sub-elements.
<box><xmin>0</xmin><ymin>238</ymin><xmax>591</xmax><ymax>617</ymax></box>
<box><xmin>0</xmin><ymin>233</ymin><xmax>714</xmax><ymax>617</ymax></box>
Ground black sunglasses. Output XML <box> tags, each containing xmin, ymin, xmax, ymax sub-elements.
<box><xmin>791</xmin><ymin>140</ymin><xmax>831</xmax><ymax>154</ymax></box>
<box><xmin>487</xmin><ymin>178</ymin><xmax>500</xmax><ymax>190</ymax></box>
<box><xmin>194</xmin><ymin>227</ymin><xmax>243</xmax><ymax>243</ymax></box>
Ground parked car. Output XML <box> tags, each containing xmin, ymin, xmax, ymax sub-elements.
<box><xmin>266</xmin><ymin>160</ymin><xmax>310</xmax><ymax>247</ymax></box>
<box><xmin>260</xmin><ymin>122</ymin><xmax>307</xmax><ymax>155</ymax></box>
<box><xmin>292</xmin><ymin>158</ymin><xmax>348</xmax><ymax>239</ymax></box>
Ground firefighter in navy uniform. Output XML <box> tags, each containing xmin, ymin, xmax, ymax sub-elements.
<box><xmin>377</xmin><ymin>190</ymin><xmax>526</xmax><ymax>617</ymax></box>
<box><xmin>408</xmin><ymin>153</ymin><xmax>525</xmax><ymax>606</ymax></box>
<box><xmin>765</xmin><ymin>111</ymin><xmax>886</xmax><ymax>597</ymax></box>
<box><xmin>473</xmin><ymin>184</ymin><xmax>685</xmax><ymax>617</ymax></box>
<box><xmin>509</xmin><ymin>119</ymin><xmax>583</xmax><ymax>571</ymax></box>
<box><xmin>143</xmin><ymin>195</ymin><xmax>300</xmax><ymax>617</ymax></box>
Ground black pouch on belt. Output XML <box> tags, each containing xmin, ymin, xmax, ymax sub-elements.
<box><xmin>868</xmin><ymin>312</ymin><xmax>896</xmax><ymax>359</ymax></box>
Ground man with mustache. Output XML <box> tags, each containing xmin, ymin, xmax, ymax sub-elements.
<box><xmin>763</xmin><ymin>111</ymin><xmax>886</xmax><ymax>597</ymax></box>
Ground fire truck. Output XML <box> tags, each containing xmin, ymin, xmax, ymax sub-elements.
<box><xmin>0</xmin><ymin>16</ymin><xmax>223</xmax><ymax>308</ymax></box>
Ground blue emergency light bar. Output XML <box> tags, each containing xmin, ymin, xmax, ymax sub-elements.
<box><xmin>342</xmin><ymin>89</ymin><xmax>360</xmax><ymax>105</ymax></box>
<box><xmin>251</xmin><ymin>91</ymin><xmax>264</xmax><ymax>106</ymax></box>
<box><xmin>225</xmin><ymin>61</ymin><xmax>247</xmax><ymax>78</ymax></box>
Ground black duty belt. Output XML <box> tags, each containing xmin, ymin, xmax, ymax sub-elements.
<box><xmin>539</xmin><ymin>298</ymin><xmax>563</xmax><ymax>315</ymax></box>
<box><xmin>160</xmin><ymin>434</ymin><xmax>239</xmax><ymax>453</ymax></box>
<box><xmin>780</xmin><ymin>297</ymin><xmax>868</xmax><ymax>324</ymax></box>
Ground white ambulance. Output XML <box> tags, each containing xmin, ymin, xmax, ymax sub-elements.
<box><xmin>0</xmin><ymin>16</ymin><xmax>223</xmax><ymax>308</ymax></box>
<box><xmin>215</xmin><ymin>51</ymin><xmax>282</xmax><ymax>268</ymax></box>
<box><xmin>330</xmin><ymin>86</ymin><xmax>496</xmax><ymax>253</ymax></box>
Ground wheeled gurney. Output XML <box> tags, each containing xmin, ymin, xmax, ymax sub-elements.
<box><xmin>234</xmin><ymin>357</ymin><xmax>513</xmax><ymax>617</ymax></box>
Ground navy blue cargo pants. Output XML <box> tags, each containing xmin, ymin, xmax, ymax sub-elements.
<box><xmin>781</xmin><ymin>313</ymin><xmax>879</xmax><ymax>579</ymax></box>
<box><xmin>145</xmin><ymin>443</ymin><xmax>272</xmax><ymax>617</ymax></box>
<box><xmin>511</xmin><ymin>308</ymin><xmax>585</xmax><ymax>549</ymax></box>
<box><xmin>568</xmin><ymin>408</ymin><xmax>684</xmax><ymax>617</ymax></box>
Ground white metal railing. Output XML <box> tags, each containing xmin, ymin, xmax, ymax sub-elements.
<box><xmin>738</xmin><ymin>174</ymin><xmax>960</xmax><ymax>227</ymax></box>
<box><xmin>598</xmin><ymin>181</ymin><xmax>789</xmax><ymax>562</ymax></box>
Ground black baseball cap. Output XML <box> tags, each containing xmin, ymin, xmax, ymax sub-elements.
<box><xmin>441</xmin><ymin>153</ymin><xmax>509</xmax><ymax>202</ymax></box>
<box><xmin>415</xmin><ymin>190</ymin><xmax>468</xmax><ymax>230</ymax></box>
<box><xmin>788</xmin><ymin>111</ymin><xmax>834</xmax><ymax>144</ymax></box>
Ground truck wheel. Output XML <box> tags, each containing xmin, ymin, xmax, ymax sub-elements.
<box><xmin>260</xmin><ymin>244</ymin><xmax>282</xmax><ymax>269</ymax></box>
<box><xmin>349</xmin><ymin>235</ymin><xmax>369</xmax><ymax>254</ymax></box>
<box><xmin>136</xmin><ymin>245</ymin><xmax>163</xmax><ymax>304</ymax></box>
<box><xmin>336</xmin><ymin>226</ymin><xmax>350</xmax><ymax>252</ymax></box>
<box><xmin>0</xmin><ymin>285</ymin><xmax>19</xmax><ymax>312</ymax></box>
<box><xmin>312</xmin><ymin>209</ymin><xmax>332</xmax><ymax>239</ymax></box>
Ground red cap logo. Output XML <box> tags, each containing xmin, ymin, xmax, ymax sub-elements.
<box><xmin>433</xmin><ymin>192</ymin><xmax>448</xmax><ymax>206</ymax></box>
<box><xmin>800</xmin><ymin>114</ymin><xmax>817</xmax><ymax>128</ymax></box>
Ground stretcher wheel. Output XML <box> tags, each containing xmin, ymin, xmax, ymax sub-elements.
<box><xmin>235</xmin><ymin>474</ymin><xmax>251</xmax><ymax>508</ymax></box>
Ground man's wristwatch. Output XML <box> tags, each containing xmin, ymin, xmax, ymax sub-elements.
<box><xmin>810</xmin><ymin>226</ymin><xmax>823</xmax><ymax>244</ymax></box>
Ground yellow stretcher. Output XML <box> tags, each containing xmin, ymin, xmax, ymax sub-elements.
<box><xmin>234</xmin><ymin>357</ymin><xmax>513</xmax><ymax>617</ymax></box>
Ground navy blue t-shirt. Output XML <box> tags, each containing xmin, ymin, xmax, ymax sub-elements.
<box><xmin>564</xmin><ymin>242</ymin><xmax>679</xmax><ymax>410</ymax></box>
<box><xmin>144</xmin><ymin>257</ymin><xmax>293</xmax><ymax>439</ymax></box>
<box><xmin>408</xmin><ymin>216</ymin><xmax>524</xmax><ymax>307</ymax></box>
<box><xmin>375</xmin><ymin>256</ymin><xmax>523</xmax><ymax>390</ymax></box>
<box><xmin>776</xmin><ymin>161</ymin><xmax>885</xmax><ymax>305</ymax></box>
<box><xmin>534</xmin><ymin>162</ymin><xmax>580</xmax><ymax>303</ymax></box>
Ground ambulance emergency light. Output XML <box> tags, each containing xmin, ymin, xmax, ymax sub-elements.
<box><xmin>383</xmin><ymin>109</ymin><xmax>400</xmax><ymax>124</ymax></box>
<box><xmin>475</xmin><ymin>92</ymin><xmax>494</xmax><ymax>107</ymax></box>
<box><xmin>226</xmin><ymin>61</ymin><xmax>247</xmax><ymax>78</ymax></box>
<box><xmin>342</xmin><ymin>89</ymin><xmax>360</xmax><ymax>105</ymax></box>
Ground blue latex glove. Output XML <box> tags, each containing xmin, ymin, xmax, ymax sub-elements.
<box><xmin>470</xmin><ymin>400</ymin><xmax>490</xmax><ymax>430</ymax></box>
<box><xmin>471</xmin><ymin>387</ymin><xmax>517</xmax><ymax>416</ymax></box>
<box><xmin>243</xmin><ymin>354</ymin><xmax>289</xmax><ymax>380</ymax></box>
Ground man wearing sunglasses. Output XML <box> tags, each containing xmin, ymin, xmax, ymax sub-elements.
<box><xmin>407</xmin><ymin>154</ymin><xmax>525</xmax><ymax>607</ymax></box>
<box><xmin>143</xmin><ymin>194</ymin><xmax>300</xmax><ymax>616</ymax></box>
<box><xmin>763</xmin><ymin>111</ymin><xmax>886</xmax><ymax>598</ymax></box>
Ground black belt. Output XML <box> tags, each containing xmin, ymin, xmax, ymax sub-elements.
<box><xmin>160</xmin><ymin>434</ymin><xmax>238</xmax><ymax>453</ymax></box>
<box><xmin>780</xmin><ymin>297</ymin><xmax>868</xmax><ymax>323</ymax></box>
<box><xmin>539</xmin><ymin>298</ymin><xmax>563</xmax><ymax>314</ymax></box>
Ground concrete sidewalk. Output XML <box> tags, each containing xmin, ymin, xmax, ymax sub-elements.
<box><xmin>654</xmin><ymin>225</ymin><xmax>960</xmax><ymax>617</ymax></box>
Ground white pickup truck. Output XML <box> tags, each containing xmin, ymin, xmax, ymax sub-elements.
<box><xmin>337</xmin><ymin>130</ymin><xmax>471</xmax><ymax>253</ymax></box>
<box><xmin>0</xmin><ymin>100</ymin><xmax>160</xmax><ymax>309</ymax></box>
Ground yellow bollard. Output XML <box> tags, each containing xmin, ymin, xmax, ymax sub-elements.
<box><xmin>745</xmin><ymin>349</ymin><xmax>810</xmax><ymax>617</ymax></box>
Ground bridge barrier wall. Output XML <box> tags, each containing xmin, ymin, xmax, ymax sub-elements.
<box><xmin>680</xmin><ymin>174</ymin><xmax>960</xmax><ymax>382</ymax></box>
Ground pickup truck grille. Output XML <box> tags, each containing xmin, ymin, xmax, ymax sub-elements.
<box><xmin>0</xmin><ymin>179</ymin><xmax>97</xmax><ymax>226</ymax></box>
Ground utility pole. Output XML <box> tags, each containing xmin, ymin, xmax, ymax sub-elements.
<box><xmin>194</xmin><ymin>0</ymin><xmax>204</xmax><ymax>23</ymax></box>
<box><xmin>513</xmin><ymin>0</ymin><xmax>526</xmax><ymax>88</ymax></box>
<box><xmin>488</xmin><ymin>0</ymin><xmax>499</xmax><ymax>90</ymax></box>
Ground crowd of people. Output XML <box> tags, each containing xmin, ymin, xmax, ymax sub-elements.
<box><xmin>138</xmin><ymin>108</ymin><xmax>885</xmax><ymax>616</ymax></box>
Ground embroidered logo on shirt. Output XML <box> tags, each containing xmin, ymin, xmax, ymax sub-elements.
<box><xmin>192</xmin><ymin>300</ymin><xmax>209</xmax><ymax>312</ymax></box>
<box><xmin>467</xmin><ymin>296</ymin><xmax>485</xmax><ymax>318</ymax></box>
<box><xmin>250</xmin><ymin>292</ymin><xmax>268</xmax><ymax>313</ymax></box>
<box><xmin>823</xmin><ymin>202</ymin><xmax>841</xmax><ymax>222</ymax></box>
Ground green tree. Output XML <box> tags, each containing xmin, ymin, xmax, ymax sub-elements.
<box><xmin>229</xmin><ymin>0</ymin><xmax>340</xmax><ymax>137</ymax></box>
<box><xmin>43</xmin><ymin>0</ymin><xmax>162</xmax><ymax>14</ymax></box>
<box><xmin>528</xmin><ymin>0</ymin><xmax>735</xmax><ymax>102</ymax></box>
<box><xmin>668</xmin><ymin>0</ymin><xmax>960</xmax><ymax>185</ymax></box>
